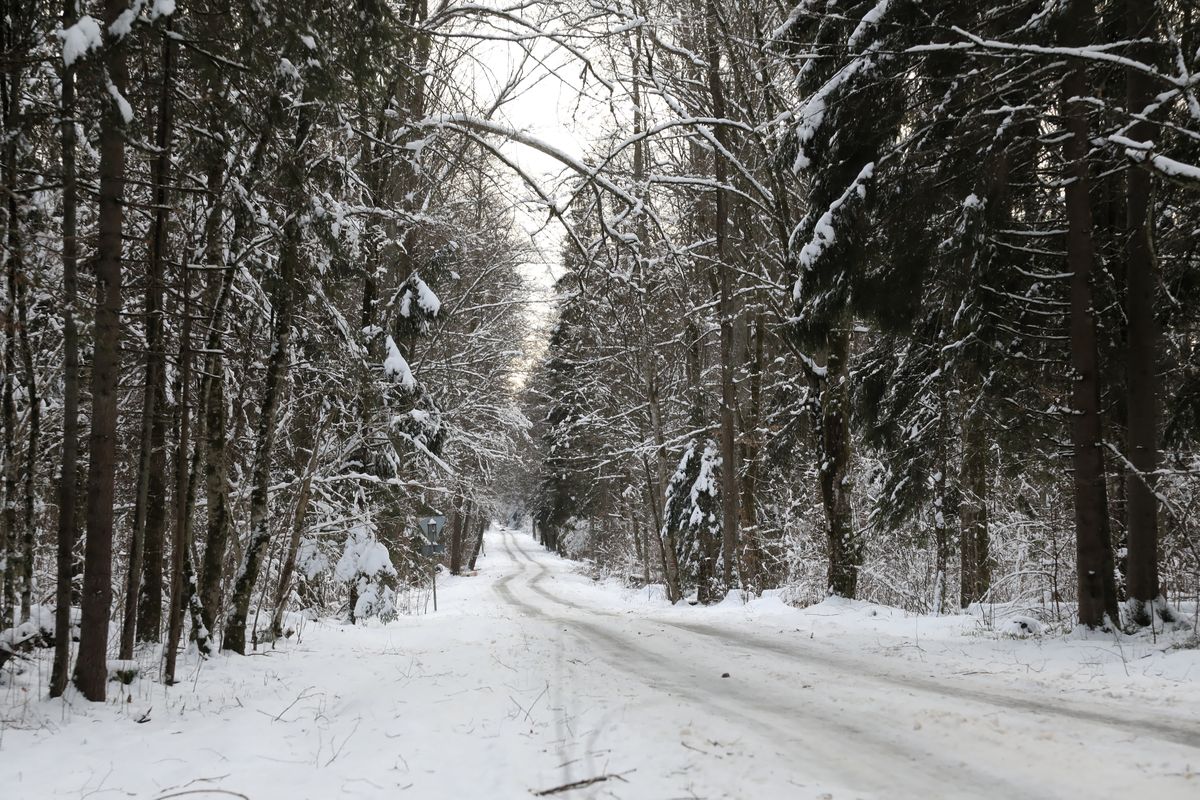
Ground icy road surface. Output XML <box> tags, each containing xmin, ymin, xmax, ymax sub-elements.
<box><xmin>2</xmin><ymin>528</ymin><xmax>1197</xmax><ymax>799</ymax></box>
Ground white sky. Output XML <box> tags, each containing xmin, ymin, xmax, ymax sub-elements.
<box><xmin>466</xmin><ymin>32</ymin><xmax>608</xmax><ymax>305</ymax></box>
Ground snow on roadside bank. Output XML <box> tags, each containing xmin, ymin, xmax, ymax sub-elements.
<box><xmin>527</xmin><ymin>541</ymin><xmax>1200</xmax><ymax>711</ymax></box>
<box><xmin>0</xmin><ymin>553</ymin><xmax>567</xmax><ymax>799</ymax></box>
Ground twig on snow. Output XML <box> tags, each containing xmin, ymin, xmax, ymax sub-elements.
<box><xmin>532</xmin><ymin>770</ymin><xmax>634</xmax><ymax>796</ymax></box>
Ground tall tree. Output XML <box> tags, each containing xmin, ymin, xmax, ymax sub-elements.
<box><xmin>75</xmin><ymin>0</ymin><xmax>133</xmax><ymax>701</ymax></box>
<box><xmin>1059</xmin><ymin>0</ymin><xmax>1120</xmax><ymax>628</ymax></box>
<box><xmin>124</xmin><ymin>16</ymin><xmax>176</xmax><ymax>655</ymax></box>
<box><xmin>50</xmin><ymin>0</ymin><xmax>82</xmax><ymax>698</ymax></box>
<box><xmin>1121</xmin><ymin>0</ymin><xmax>1165</xmax><ymax>627</ymax></box>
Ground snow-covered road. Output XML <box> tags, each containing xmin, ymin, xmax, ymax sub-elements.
<box><xmin>490</xmin><ymin>529</ymin><xmax>1199</xmax><ymax>799</ymax></box>
<box><xmin>2</xmin><ymin>528</ymin><xmax>1197</xmax><ymax>799</ymax></box>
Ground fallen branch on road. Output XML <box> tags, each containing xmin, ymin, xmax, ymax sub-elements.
<box><xmin>532</xmin><ymin>771</ymin><xmax>633</xmax><ymax>796</ymax></box>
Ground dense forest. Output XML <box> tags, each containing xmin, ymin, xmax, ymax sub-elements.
<box><xmin>0</xmin><ymin>0</ymin><xmax>535</xmax><ymax>700</ymax></box>
<box><xmin>519</xmin><ymin>0</ymin><xmax>1200</xmax><ymax>633</ymax></box>
<box><xmin>0</xmin><ymin>0</ymin><xmax>1197</xmax><ymax>708</ymax></box>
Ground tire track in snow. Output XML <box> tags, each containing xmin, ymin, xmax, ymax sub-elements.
<box><xmin>491</xmin><ymin>531</ymin><xmax>623</xmax><ymax>796</ymax></box>
<box><xmin>509</xmin><ymin>529</ymin><xmax>1200</xmax><ymax>753</ymax></box>
<box><xmin>494</xmin><ymin>530</ymin><xmax>1048</xmax><ymax>800</ymax></box>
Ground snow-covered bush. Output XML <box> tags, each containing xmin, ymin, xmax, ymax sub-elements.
<box><xmin>334</xmin><ymin>524</ymin><xmax>400</xmax><ymax>624</ymax></box>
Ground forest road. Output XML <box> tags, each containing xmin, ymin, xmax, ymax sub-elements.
<box><xmin>491</xmin><ymin>528</ymin><xmax>1199</xmax><ymax>800</ymax></box>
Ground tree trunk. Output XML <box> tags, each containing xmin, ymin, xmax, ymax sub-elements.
<box><xmin>74</xmin><ymin>0</ymin><xmax>131</xmax><ymax>701</ymax></box>
<box><xmin>707</xmin><ymin>0</ymin><xmax>738</xmax><ymax>595</ymax></box>
<box><xmin>217</xmin><ymin>85</ymin><xmax>297</xmax><ymax>655</ymax></box>
<box><xmin>738</xmin><ymin>313</ymin><xmax>764</xmax><ymax>593</ymax></box>
<box><xmin>164</xmin><ymin>251</ymin><xmax>195</xmax><ymax>684</ymax></box>
<box><xmin>1122</xmin><ymin>0</ymin><xmax>1163</xmax><ymax>628</ymax></box>
<box><xmin>17</xmin><ymin>203</ymin><xmax>38</xmax><ymax>625</ymax></box>
<box><xmin>467</xmin><ymin>515</ymin><xmax>486</xmax><ymax>571</ymax></box>
<box><xmin>137</xmin><ymin>24</ymin><xmax>176</xmax><ymax>645</ymax></box>
<box><xmin>932</xmin><ymin>436</ymin><xmax>949</xmax><ymax>615</ymax></box>
<box><xmin>1060</xmin><ymin>0</ymin><xmax>1120</xmax><ymax>628</ymax></box>
<box><xmin>959</xmin><ymin>405</ymin><xmax>990</xmax><ymax>607</ymax></box>
<box><xmin>646</xmin><ymin>370</ymin><xmax>681</xmax><ymax>601</ymax></box>
<box><xmin>51</xmin><ymin>0</ymin><xmax>81</xmax><ymax>696</ymax></box>
<box><xmin>449</xmin><ymin>496</ymin><xmax>467</xmax><ymax>575</ymax></box>
<box><xmin>2</xmin><ymin>39</ymin><xmax>40</xmax><ymax>625</ymax></box>
<box><xmin>630</xmin><ymin>499</ymin><xmax>651</xmax><ymax>585</ymax></box>
<box><xmin>820</xmin><ymin>325</ymin><xmax>860</xmax><ymax>598</ymax></box>
<box><xmin>198</xmin><ymin>375</ymin><xmax>231</xmax><ymax>642</ymax></box>
<box><xmin>1</xmin><ymin>48</ymin><xmax>19</xmax><ymax>628</ymax></box>
<box><xmin>269</xmin><ymin>413</ymin><xmax>326</xmax><ymax>640</ymax></box>
<box><xmin>122</xmin><ymin>22</ymin><xmax>175</xmax><ymax>657</ymax></box>
<box><xmin>222</xmin><ymin>282</ymin><xmax>293</xmax><ymax>652</ymax></box>
<box><xmin>223</xmin><ymin>154</ymin><xmax>305</xmax><ymax>652</ymax></box>
<box><xmin>138</xmin><ymin>398</ymin><xmax>169</xmax><ymax>642</ymax></box>
<box><xmin>167</xmin><ymin>146</ymin><xmax>230</xmax><ymax>671</ymax></box>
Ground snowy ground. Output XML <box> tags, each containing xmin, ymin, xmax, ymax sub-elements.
<box><xmin>2</xmin><ymin>528</ymin><xmax>1198</xmax><ymax>799</ymax></box>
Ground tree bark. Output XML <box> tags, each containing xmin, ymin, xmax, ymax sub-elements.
<box><xmin>137</xmin><ymin>24</ymin><xmax>176</xmax><ymax>644</ymax></box>
<box><xmin>467</xmin><ymin>515</ymin><xmax>486</xmax><ymax>571</ymax></box>
<box><xmin>198</xmin><ymin>375</ymin><xmax>231</xmax><ymax>642</ymax></box>
<box><xmin>645</xmin><ymin>369</ymin><xmax>681</xmax><ymax>600</ymax></box>
<box><xmin>74</xmin><ymin>0</ymin><xmax>131</xmax><ymax>701</ymax></box>
<box><xmin>1122</xmin><ymin>0</ymin><xmax>1163</xmax><ymax>627</ymax></box>
<box><xmin>820</xmin><ymin>325</ymin><xmax>860</xmax><ymax>598</ymax></box>
<box><xmin>138</xmin><ymin>394</ymin><xmax>169</xmax><ymax>642</ymax></box>
<box><xmin>167</xmin><ymin>142</ymin><xmax>231</xmax><ymax>672</ymax></box>
<box><xmin>122</xmin><ymin>21</ymin><xmax>175</xmax><ymax>656</ymax></box>
<box><xmin>959</xmin><ymin>404</ymin><xmax>990</xmax><ymax>607</ymax></box>
<box><xmin>738</xmin><ymin>313</ymin><xmax>764</xmax><ymax>593</ymax></box>
<box><xmin>1060</xmin><ymin>0</ymin><xmax>1120</xmax><ymax>628</ymax></box>
<box><xmin>932</xmin><ymin>433</ymin><xmax>950</xmax><ymax>615</ymax></box>
<box><xmin>269</xmin><ymin>413</ymin><xmax>326</xmax><ymax>640</ymax></box>
<box><xmin>205</xmin><ymin>85</ymin><xmax>288</xmax><ymax>653</ymax></box>
<box><xmin>223</xmin><ymin>97</ymin><xmax>308</xmax><ymax>652</ymax></box>
<box><xmin>707</xmin><ymin>0</ymin><xmax>738</xmax><ymax>595</ymax></box>
<box><xmin>449</xmin><ymin>495</ymin><xmax>467</xmax><ymax>575</ymax></box>
<box><xmin>50</xmin><ymin>0</ymin><xmax>81</xmax><ymax>697</ymax></box>
<box><xmin>222</xmin><ymin>256</ymin><xmax>294</xmax><ymax>653</ymax></box>
<box><xmin>164</xmin><ymin>250</ymin><xmax>195</xmax><ymax>684</ymax></box>
<box><xmin>0</xmin><ymin>34</ymin><xmax>19</xmax><ymax>628</ymax></box>
<box><xmin>16</xmin><ymin>199</ymin><xmax>38</xmax><ymax>625</ymax></box>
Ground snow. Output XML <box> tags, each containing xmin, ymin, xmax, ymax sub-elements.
<box><xmin>59</xmin><ymin>16</ymin><xmax>103</xmax><ymax>66</ymax></box>
<box><xmin>3</xmin><ymin>529</ymin><xmax>1198</xmax><ymax>799</ymax></box>
<box><xmin>0</xmin><ymin>620</ymin><xmax>43</xmax><ymax>652</ymax></box>
<box><xmin>107</xmin><ymin>82</ymin><xmax>134</xmax><ymax>124</ymax></box>
<box><xmin>278</xmin><ymin>57</ymin><xmax>301</xmax><ymax>81</ymax></box>
<box><xmin>105</xmin><ymin>659</ymin><xmax>139</xmax><ymax>675</ymax></box>
<box><xmin>847</xmin><ymin>0</ymin><xmax>891</xmax><ymax>51</ymax></box>
<box><xmin>151</xmin><ymin>0</ymin><xmax>176</xmax><ymax>19</ymax></box>
<box><xmin>769</xmin><ymin>0</ymin><xmax>822</xmax><ymax>43</ymax></box>
<box><xmin>108</xmin><ymin>0</ymin><xmax>140</xmax><ymax>38</ymax></box>
<box><xmin>333</xmin><ymin>525</ymin><xmax>396</xmax><ymax>584</ymax></box>
<box><xmin>297</xmin><ymin>537</ymin><xmax>328</xmax><ymax>580</ymax></box>
<box><xmin>791</xmin><ymin>48</ymin><xmax>876</xmax><ymax>172</ymax></box>
<box><xmin>335</xmin><ymin>524</ymin><xmax>399</xmax><ymax>621</ymax></box>
<box><xmin>398</xmin><ymin>275</ymin><xmax>441</xmax><ymax>316</ymax></box>
<box><xmin>793</xmin><ymin>162</ymin><xmax>875</xmax><ymax>300</ymax></box>
<box><xmin>382</xmin><ymin>335</ymin><xmax>416</xmax><ymax>391</ymax></box>
<box><xmin>1144</xmin><ymin>152</ymin><xmax>1200</xmax><ymax>181</ymax></box>
<box><xmin>399</xmin><ymin>275</ymin><xmax>441</xmax><ymax>319</ymax></box>
<box><xmin>688</xmin><ymin>442</ymin><xmax>721</xmax><ymax>527</ymax></box>
<box><xmin>1108</xmin><ymin>135</ymin><xmax>1200</xmax><ymax>183</ymax></box>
